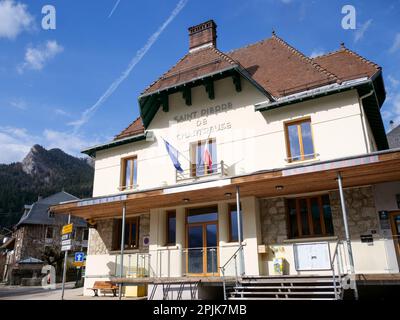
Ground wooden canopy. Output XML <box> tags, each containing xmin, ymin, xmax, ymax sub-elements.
<box><xmin>50</xmin><ymin>150</ymin><xmax>400</xmax><ymax>221</ymax></box>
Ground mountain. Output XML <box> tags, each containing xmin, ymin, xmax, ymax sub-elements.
<box><xmin>0</xmin><ymin>145</ymin><xmax>94</xmax><ymax>228</ymax></box>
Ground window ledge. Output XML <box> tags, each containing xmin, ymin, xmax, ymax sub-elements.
<box><xmin>157</xmin><ymin>245</ymin><xmax>179</xmax><ymax>250</ymax></box>
<box><xmin>109</xmin><ymin>249</ymin><xmax>146</xmax><ymax>255</ymax></box>
<box><xmin>283</xmin><ymin>236</ymin><xmax>338</xmax><ymax>244</ymax></box>
<box><xmin>284</xmin><ymin>157</ymin><xmax>320</xmax><ymax>166</ymax></box>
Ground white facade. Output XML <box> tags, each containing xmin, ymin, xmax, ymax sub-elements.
<box><xmin>92</xmin><ymin>77</ymin><xmax>374</xmax><ymax>197</ymax></box>
<box><xmin>82</xmin><ymin>74</ymin><xmax>399</xmax><ymax>297</ymax></box>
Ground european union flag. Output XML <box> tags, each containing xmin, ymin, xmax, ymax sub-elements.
<box><xmin>164</xmin><ymin>139</ymin><xmax>184</xmax><ymax>172</ymax></box>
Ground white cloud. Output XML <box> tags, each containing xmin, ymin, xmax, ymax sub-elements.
<box><xmin>17</xmin><ymin>40</ymin><xmax>64</xmax><ymax>73</ymax></box>
<box><xmin>388</xmin><ymin>75</ymin><xmax>400</xmax><ymax>89</ymax></box>
<box><xmin>9</xmin><ymin>98</ymin><xmax>27</xmax><ymax>110</ymax></box>
<box><xmin>381</xmin><ymin>75</ymin><xmax>400</xmax><ymax>130</ymax></box>
<box><xmin>108</xmin><ymin>0</ymin><xmax>121</xmax><ymax>18</ymax></box>
<box><xmin>0</xmin><ymin>0</ymin><xmax>34</xmax><ymax>39</ymax></box>
<box><xmin>354</xmin><ymin>19</ymin><xmax>373</xmax><ymax>43</ymax></box>
<box><xmin>310</xmin><ymin>49</ymin><xmax>325</xmax><ymax>58</ymax></box>
<box><xmin>43</xmin><ymin>129</ymin><xmax>95</xmax><ymax>156</ymax></box>
<box><xmin>68</xmin><ymin>0</ymin><xmax>188</xmax><ymax>133</ymax></box>
<box><xmin>0</xmin><ymin>126</ymin><xmax>100</xmax><ymax>164</ymax></box>
<box><xmin>0</xmin><ymin>126</ymin><xmax>34</xmax><ymax>163</ymax></box>
<box><xmin>54</xmin><ymin>108</ymin><xmax>70</xmax><ymax>117</ymax></box>
<box><xmin>389</xmin><ymin>33</ymin><xmax>400</xmax><ymax>54</ymax></box>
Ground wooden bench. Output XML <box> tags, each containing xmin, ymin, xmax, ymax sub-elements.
<box><xmin>89</xmin><ymin>281</ymin><xmax>118</xmax><ymax>297</ymax></box>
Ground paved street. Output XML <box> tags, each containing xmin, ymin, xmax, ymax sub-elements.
<box><xmin>0</xmin><ymin>282</ymin><xmax>125</xmax><ymax>300</ymax></box>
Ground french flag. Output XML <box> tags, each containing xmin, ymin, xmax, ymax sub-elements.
<box><xmin>203</xmin><ymin>140</ymin><xmax>213</xmax><ymax>170</ymax></box>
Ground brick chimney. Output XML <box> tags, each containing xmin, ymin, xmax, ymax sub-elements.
<box><xmin>188</xmin><ymin>20</ymin><xmax>217</xmax><ymax>52</ymax></box>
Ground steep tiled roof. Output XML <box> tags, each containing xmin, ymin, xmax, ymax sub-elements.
<box><xmin>141</xmin><ymin>46</ymin><xmax>238</xmax><ymax>96</ymax></box>
<box><xmin>312</xmin><ymin>44</ymin><xmax>380</xmax><ymax>82</ymax></box>
<box><xmin>228</xmin><ymin>33</ymin><xmax>339</xmax><ymax>97</ymax></box>
<box><xmin>114</xmin><ymin>117</ymin><xmax>145</xmax><ymax>140</ymax></box>
<box><xmin>116</xmin><ymin>34</ymin><xmax>382</xmax><ymax>140</ymax></box>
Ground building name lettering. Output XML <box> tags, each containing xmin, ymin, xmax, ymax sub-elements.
<box><xmin>173</xmin><ymin>102</ymin><xmax>233</xmax><ymax>123</ymax></box>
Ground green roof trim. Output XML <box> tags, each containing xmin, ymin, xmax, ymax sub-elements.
<box><xmin>81</xmin><ymin>132</ymin><xmax>147</xmax><ymax>157</ymax></box>
<box><xmin>138</xmin><ymin>66</ymin><xmax>274</xmax><ymax>128</ymax></box>
<box><xmin>255</xmin><ymin>72</ymin><xmax>388</xmax><ymax>151</ymax></box>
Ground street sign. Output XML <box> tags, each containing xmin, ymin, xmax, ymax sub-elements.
<box><xmin>61</xmin><ymin>244</ymin><xmax>72</xmax><ymax>252</ymax></box>
<box><xmin>61</xmin><ymin>233</ymin><xmax>71</xmax><ymax>241</ymax></box>
<box><xmin>61</xmin><ymin>239</ymin><xmax>72</xmax><ymax>246</ymax></box>
<box><xmin>73</xmin><ymin>261</ymin><xmax>84</xmax><ymax>267</ymax></box>
<box><xmin>74</xmin><ymin>252</ymin><xmax>85</xmax><ymax>262</ymax></box>
<box><xmin>62</xmin><ymin>223</ymin><xmax>73</xmax><ymax>235</ymax></box>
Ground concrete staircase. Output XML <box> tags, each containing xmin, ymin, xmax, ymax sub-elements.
<box><xmin>227</xmin><ymin>275</ymin><xmax>344</xmax><ymax>300</ymax></box>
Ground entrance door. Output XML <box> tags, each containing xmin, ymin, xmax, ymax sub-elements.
<box><xmin>186</xmin><ymin>206</ymin><xmax>218</xmax><ymax>275</ymax></box>
<box><xmin>390</xmin><ymin>212</ymin><xmax>400</xmax><ymax>264</ymax></box>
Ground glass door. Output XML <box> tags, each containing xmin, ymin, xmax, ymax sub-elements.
<box><xmin>186</xmin><ymin>206</ymin><xmax>219</xmax><ymax>275</ymax></box>
<box><xmin>187</xmin><ymin>225</ymin><xmax>204</xmax><ymax>274</ymax></box>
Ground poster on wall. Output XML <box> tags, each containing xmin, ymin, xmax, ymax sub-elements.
<box><xmin>293</xmin><ymin>242</ymin><xmax>331</xmax><ymax>271</ymax></box>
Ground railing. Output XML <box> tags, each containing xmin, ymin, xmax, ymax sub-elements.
<box><xmin>114</xmin><ymin>252</ymin><xmax>152</xmax><ymax>278</ymax></box>
<box><xmin>220</xmin><ymin>244</ymin><xmax>244</xmax><ymax>300</ymax></box>
<box><xmin>176</xmin><ymin>161</ymin><xmax>228</xmax><ymax>181</ymax></box>
<box><xmin>111</xmin><ymin>245</ymin><xmax>240</xmax><ymax>279</ymax></box>
<box><xmin>330</xmin><ymin>240</ymin><xmax>343</xmax><ymax>300</ymax></box>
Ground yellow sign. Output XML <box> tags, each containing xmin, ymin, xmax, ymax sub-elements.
<box><xmin>73</xmin><ymin>261</ymin><xmax>84</xmax><ymax>267</ymax></box>
<box><xmin>62</xmin><ymin>223</ymin><xmax>73</xmax><ymax>235</ymax></box>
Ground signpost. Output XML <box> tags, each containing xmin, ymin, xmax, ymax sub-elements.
<box><xmin>61</xmin><ymin>217</ymin><xmax>73</xmax><ymax>300</ymax></box>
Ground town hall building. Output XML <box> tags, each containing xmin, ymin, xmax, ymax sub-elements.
<box><xmin>51</xmin><ymin>20</ymin><xmax>400</xmax><ymax>300</ymax></box>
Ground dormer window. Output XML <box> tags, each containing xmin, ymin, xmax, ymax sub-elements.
<box><xmin>120</xmin><ymin>156</ymin><xmax>138</xmax><ymax>190</ymax></box>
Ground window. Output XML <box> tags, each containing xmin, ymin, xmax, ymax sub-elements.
<box><xmin>286</xmin><ymin>195</ymin><xmax>334</xmax><ymax>239</ymax></box>
<box><xmin>82</xmin><ymin>229</ymin><xmax>89</xmax><ymax>241</ymax></box>
<box><xmin>120</xmin><ymin>156</ymin><xmax>138</xmax><ymax>190</ymax></box>
<box><xmin>228</xmin><ymin>204</ymin><xmax>243</xmax><ymax>242</ymax></box>
<box><xmin>113</xmin><ymin>217</ymin><xmax>140</xmax><ymax>250</ymax></box>
<box><xmin>166</xmin><ymin>211</ymin><xmax>176</xmax><ymax>245</ymax></box>
<box><xmin>45</xmin><ymin>226</ymin><xmax>54</xmax><ymax>239</ymax></box>
<box><xmin>285</xmin><ymin>118</ymin><xmax>315</xmax><ymax>162</ymax></box>
<box><xmin>190</xmin><ymin>138</ymin><xmax>217</xmax><ymax>177</ymax></box>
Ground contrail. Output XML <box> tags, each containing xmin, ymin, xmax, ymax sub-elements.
<box><xmin>108</xmin><ymin>0</ymin><xmax>121</xmax><ymax>18</ymax></box>
<box><xmin>69</xmin><ymin>0</ymin><xmax>188</xmax><ymax>132</ymax></box>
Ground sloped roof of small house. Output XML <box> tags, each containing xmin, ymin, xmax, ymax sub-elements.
<box><xmin>387</xmin><ymin>124</ymin><xmax>400</xmax><ymax>149</ymax></box>
<box><xmin>16</xmin><ymin>191</ymin><xmax>86</xmax><ymax>228</ymax></box>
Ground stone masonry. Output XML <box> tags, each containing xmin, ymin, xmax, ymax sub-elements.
<box><xmin>329</xmin><ymin>186</ymin><xmax>379</xmax><ymax>239</ymax></box>
<box><xmin>260</xmin><ymin>186</ymin><xmax>379</xmax><ymax>245</ymax></box>
<box><xmin>88</xmin><ymin>213</ymin><xmax>150</xmax><ymax>255</ymax></box>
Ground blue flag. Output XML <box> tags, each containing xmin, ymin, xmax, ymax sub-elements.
<box><xmin>164</xmin><ymin>139</ymin><xmax>184</xmax><ymax>172</ymax></box>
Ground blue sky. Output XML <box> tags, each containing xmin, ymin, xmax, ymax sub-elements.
<box><xmin>0</xmin><ymin>0</ymin><xmax>399</xmax><ymax>163</ymax></box>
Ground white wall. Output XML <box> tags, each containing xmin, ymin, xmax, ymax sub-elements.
<box><xmin>92</xmin><ymin>76</ymin><xmax>367</xmax><ymax>197</ymax></box>
<box><xmin>373</xmin><ymin>182</ymin><xmax>400</xmax><ymax>273</ymax></box>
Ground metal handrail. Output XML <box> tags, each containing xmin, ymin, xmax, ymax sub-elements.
<box><xmin>220</xmin><ymin>244</ymin><xmax>244</xmax><ymax>300</ymax></box>
<box><xmin>330</xmin><ymin>240</ymin><xmax>342</xmax><ymax>300</ymax></box>
<box><xmin>176</xmin><ymin>160</ymin><xmax>228</xmax><ymax>181</ymax></box>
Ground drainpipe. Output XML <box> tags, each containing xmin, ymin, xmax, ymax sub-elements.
<box><xmin>236</xmin><ymin>186</ymin><xmax>245</xmax><ymax>276</ymax></box>
<box><xmin>358</xmin><ymin>90</ymin><xmax>374</xmax><ymax>153</ymax></box>
<box><xmin>118</xmin><ymin>203</ymin><xmax>126</xmax><ymax>300</ymax></box>
<box><xmin>336</xmin><ymin>172</ymin><xmax>359</xmax><ymax>300</ymax></box>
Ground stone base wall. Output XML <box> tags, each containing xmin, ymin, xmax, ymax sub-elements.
<box><xmin>329</xmin><ymin>186</ymin><xmax>379</xmax><ymax>239</ymax></box>
<box><xmin>88</xmin><ymin>213</ymin><xmax>150</xmax><ymax>255</ymax></box>
<box><xmin>260</xmin><ymin>186</ymin><xmax>379</xmax><ymax>245</ymax></box>
<box><xmin>260</xmin><ymin>197</ymin><xmax>287</xmax><ymax>244</ymax></box>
